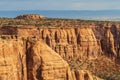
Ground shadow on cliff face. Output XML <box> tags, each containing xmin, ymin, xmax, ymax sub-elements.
<box><xmin>84</xmin><ymin>73</ymin><xmax>89</xmax><ymax>80</ymax></box>
<box><xmin>92</xmin><ymin>25</ymin><xmax>119</xmax><ymax>60</ymax></box>
<box><xmin>0</xmin><ymin>77</ymin><xmax>2</xmax><ymax>80</ymax></box>
<box><xmin>0</xmin><ymin>26</ymin><xmax>18</xmax><ymax>35</ymax></box>
<box><xmin>26</xmin><ymin>40</ymin><xmax>43</xmax><ymax>80</ymax></box>
<box><xmin>36</xmin><ymin>66</ymin><xmax>43</xmax><ymax>80</ymax></box>
<box><xmin>110</xmin><ymin>25</ymin><xmax>120</xmax><ymax>61</ymax></box>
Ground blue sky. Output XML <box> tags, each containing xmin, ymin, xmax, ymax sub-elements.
<box><xmin>0</xmin><ymin>0</ymin><xmax>120</xmax><ymax>10</ymax></box>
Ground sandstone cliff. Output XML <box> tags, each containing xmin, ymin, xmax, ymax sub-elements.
<box><xmin>0</xmin><ymin>39</ymin><xmax>27</xmax><ymax>80</ymax></box>
<box><xmin>92</xmin><ymin>25</ymin><xmax>120</xmax><ymax>59</ymax></box>
<box><xmin>0</xmin><ymin>37</ymin><xmax>101</xmax><ymax>80</ymax></box>
<box><xmin>1</xmin><ymin>26</ymin><xmax>119</xmax><ymax>60</ymax></box>
<box><xmin>0</xmin><ymin>27</ymin><xmax>102</xmax><ymax>60</ymax></box>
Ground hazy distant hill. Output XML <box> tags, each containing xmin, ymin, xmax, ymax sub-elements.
<box><xmin>1</xmin><ymin>10</ymin><xmax>120</xmax><ymax>21</ymax></box>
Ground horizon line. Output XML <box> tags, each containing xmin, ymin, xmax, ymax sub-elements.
<box><xmin>1</xmin><ymin>9</ymin><xmax>120</xmax><ymax>11</ymax></box>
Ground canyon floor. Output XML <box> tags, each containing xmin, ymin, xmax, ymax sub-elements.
<box><xmin>0</xmin><ymin>14</ymin><xmax>120</xmax><ymax>80</ymax></box>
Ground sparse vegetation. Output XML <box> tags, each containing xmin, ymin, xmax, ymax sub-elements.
<box><xmin>0</xmin><ymin>17</ymin><xmax>119</xmax><ymax>28</ymax></box>
<box><xmin>68</xmin><ymin>56</ymin><xmax>120</xmax><ymax>80</ymax></box>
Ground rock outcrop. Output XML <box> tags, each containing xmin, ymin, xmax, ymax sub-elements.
<box><xmin>0</xmin><ymin>37</ymin><xmax>101</xmax><ymax>80</ymax></box>
<box><xmin>101</xmin><ymin>27</ymin><xmax>117</xmax><ymax>57</ymax></box>
<box><xmin>72</xmin><ymin>70</ymin><xmax>102</xmax><ymax>80</ymax></box>
<box><xmin>0</xmin><ymin>39</ymin><xmax>27</xmax><ymax>80</ymax></box>
<box><xmin>0</xmin><ymin>27</ymin><xmax>102</xmax><ymax>60</ymax></box>
<box><xmin>0</xmin><ymin>26</ymin><xmax>119</xmax><ymax>59</ymax></box>
<box><xmin>110</xmin><ymin>25</ymin><xmax>120</xmax><ymax>59</ymax></box>
<box><xmin>26</xmin><ymin>39</ymin><xmax>72</xmax><ymax>80</ymax></box>
<box><xmin>16</xmin><ymin>14</ymin><xmax>45</xmax><ymax>19</ymax></box>
<box><xmin>0</xmin><ymin>25</ymin><xmax>119</xmax><ymax>60</ymax></box>
<box><xmin>92</xmin><ymin>25</ymin><xmax>120</xmax><ymax>59</ymax></box>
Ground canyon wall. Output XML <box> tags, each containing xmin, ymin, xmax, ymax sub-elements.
<box><xmin>0</xmin><ymin>37</ymin><xmax>101</xmax><ymax>80</ymax></box>
<box><xmin>0</xmin><ymin>25</ymin><xmax>119</xmax><ymax>60</ymax></box>
<box><xmin>0</xmin><ymin>39</ymin><xmax>27</xmax><ymax>80</ymax></box>
<box><xmin>92</xmin><ymin>25</ymin><xmax>120</xmax><ymax>59</ymax></box>
<box><xmin>0</xmin><ymin>22</ymin><xmax>120</xmax><ymax>80</ymax></box>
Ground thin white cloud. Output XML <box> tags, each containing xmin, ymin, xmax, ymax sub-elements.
<box><xmin>0</xmin><ymin>0</ymin><xmax>120</xmax><ymax>10</ymax></box>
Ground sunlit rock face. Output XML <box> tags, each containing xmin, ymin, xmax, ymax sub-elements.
<box><xmin>0</xmin><ymin>39</ymin><xmax>27</xmax><ymax>80</ymax></box>
<box><xmin>1</xmin><ymin>25</ymin><xmax>119</xmax><ymax>60</ymax></box>
<box><xmin>0</xmin><ymin>27</ymin><xmax>102</xmax><ymax>60</ymax></box>
<box><xmin>0</xmin><ymin>38</ymin><xmax>101</xmax><ymax>80</ymax></box>
<box><xmin>0</xmin><ymin>38</ymin><xmax>72</xmax><ymax>80</ymax></box>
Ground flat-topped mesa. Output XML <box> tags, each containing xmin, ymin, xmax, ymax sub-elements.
<box><xmin>15</xmin><ymin>14</ymin><xmax>45</xmax><ymax>19</ymax></box>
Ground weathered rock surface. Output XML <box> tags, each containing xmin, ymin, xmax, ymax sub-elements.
<box><xmin>110</xmin><ymin>25</ymin><xmax>120</xmax><ymax>59</ymax></box>
<box><xmin>26</xmin><ymin>39</ymin><xmax>73</xmax><ymax>80</ymax></box>
<box><xmin>0</xmin><ymin>39</ymin><xmax>27</xmax><ymax>80</ymax></box>
<box><xmin>72</xmin><ymin>70</ymin><xmax>102</xmax><ymax>80</ymax></box>
<box><xmin>0</xmin><ymin>38</ymin><xmax>101</xmax><ymax>80</ymax></box>
<box><xmin>0</xmin><ymin>27</ymin><xmax>102</xmax><ymax>60</ymax></box>
<box><xmin>1</xmin><ymin>25</ymin><xmax>119</xmax><ymax>60</ymax></box>
<box><xmin>92</xmin><ymin>25</ymin><xmax>120</xmax><ymax>59</ymax></box>
<box><xmin>0</xmin><ymin>25</ymin><xmax>119</xmax><ymax>60</ymax></box>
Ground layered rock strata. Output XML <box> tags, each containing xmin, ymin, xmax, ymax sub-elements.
<box><xmin>0</xmin><ymin>27</ymin><xmax>103</xmax><ymax>60</ymax></box>
<box><xmin>0</xmin><ymin>39</ymin><xmax>27</xmax><ymax>80</ymax></box>
<box><xmin>1</xmin><ymin>25</ymin><xmax>119</xmax><ymax>60</ymax></box>
<box><xmin>92</xmin><ymin>25</ymin><xmax>120</xmax><ymax>59</ymax></box>
<box><xmin>0</xmin><ymin>37</ymin><xmax>101</xmax><ymax>80</ymax></box>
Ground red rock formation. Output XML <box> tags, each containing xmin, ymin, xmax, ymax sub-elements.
<box><xmin>0</xmin><ymin>25</ymin><xmax>119</xmax><ymax>60</ymax></box>
<box><xmin>0</xmin><ymin>39</ymin><xmax>27</xmax><ymax>80</ymax></box>
<box><xmin>110</xmin><ymin>25</ymin><xmax>120</xmax><ymax>59</ymax></box>
<box><xmin>101</xmin><ymin>27</ymin><xmax>117</xmax><ymax>58</ymax></box>
<box><xmin>75</xmin><ymin>28</ymin><xmax>102</xmax><ymax>59</ymax></box>
<box><xmin>16</xmin><ymin>14</ymin><xmax>45</xmax><ymax>19</ymax></box>
<box><xmin>0</xmin><ymin>37</ymin><xmax>101</xmax><ymax>80</ymax></box>
<box><xmin>0</xmin><ymin>27</ymin><xmax>102</xmax><ymax>60</ymax></box>
<box><xmin>26</xmin><ymin>39</ymin><xmax>73</xmax><ymax>80</ymax></box>
<box><xmin>92</xmin><ymin>25</ymin><xmax>120</xmax><ymax>59</ymax></box>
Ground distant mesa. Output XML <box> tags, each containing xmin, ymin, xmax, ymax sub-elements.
<box><xmin>15</xmin><ymin>14</ymin><xmax>45</xmax><ymax>19</ymax></box>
